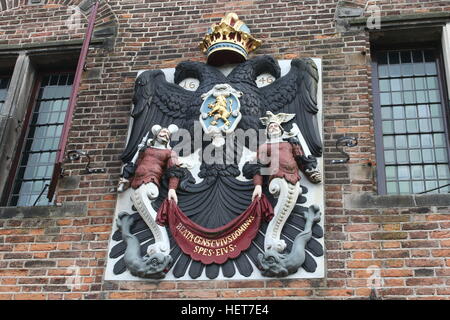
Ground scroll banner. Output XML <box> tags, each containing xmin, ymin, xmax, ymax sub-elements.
<box><xmin>156</xmin><ymin>195</ymin><xmax>274</xmax><ymax>264</ymax></box>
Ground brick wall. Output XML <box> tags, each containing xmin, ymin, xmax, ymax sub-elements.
<box><xmin>0</xmin><ymin>0</ymin><xmax>449</xmax><ymax>300</ymax></box>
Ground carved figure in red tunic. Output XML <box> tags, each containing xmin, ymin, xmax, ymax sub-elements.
<box><xmin>118</xmin><ymin>125</ymin><xmax>180</xmax><ymax>203</ymax></box>
<box><xmin>252</xmin><ymin>114</ymin><xmax>322</xmax><ymax>200</ymax></box>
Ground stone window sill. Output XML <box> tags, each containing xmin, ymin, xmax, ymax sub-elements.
<box><xmin>345</xmin><ymin>193</ymin><xmax>450</xmax><ymax>209</ymax></box>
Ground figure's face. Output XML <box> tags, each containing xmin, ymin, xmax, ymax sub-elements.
<box><xmin>157</xmin><ymin>128</ymin><xmax>171</xmax><ymax>144</ymax></box>
<box><xmin>267</xmin><ymin>122</ymin><xmax>282</xmax><ymax>138</ymax></box>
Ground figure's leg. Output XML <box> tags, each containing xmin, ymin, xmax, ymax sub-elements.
<box><xmin>131</xmin><ymin>183</ymin><xmax>171</xmax><ymax>256</ymax></box>
<box><xmin>264</xmin><ymin>178</ymin><xmax>301</xmax><ymax>252</ymax></box>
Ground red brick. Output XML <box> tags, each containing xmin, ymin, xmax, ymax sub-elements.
<box><xmin>383</xmin><ymin>279</ymin><xmax>405</xmax><ymax>287</ymax></box>
<box><xmin>426</xmin><ymin>215</ymin><xmax>450</xmax><ymax>221</ymax></box>
<box><xmin>273</xmin><ymin>289</ymin><xmax>312</xmax><ymax>297</ymax></box>
<box><xmin>382</xmin><ymin>288</ymin><xmax>414</xmax><ymax>296</ymax></box>
<box><xmin>109</xmin><ymin>292</ymin><xmax>147</xmax><ymax>299</ymax></box>
<box><xmin>352</xmin><ymin>252</ymin><xmax>372</xmax><ymax>259</ymax></box>
<box><xmin>381</xmin><ymin>269</ymin><xmax>413</xmax><ymax>278</ymax></box>
<box><xmin>384</xmin><ymin>260</ymin><xmax>405</xmax><ymax>268</ymax></box>
<box><xmin>382</xmin><ymin>241</ymin><xmax>401</xmax><ymax>249</ymax></box>
<box><xmin>431</xmin><ymin>231</ymin><xmax>450</xmax><ymax>239</ymax></box>
<box><xmin>14</xmin><ymin>294</ymin><xmax>46</xmax><ymax>300</ymax></box>
<box><xmin>431</xmin><ymin>249</ymin><xmax>450</xmax><ymax>257</ymax></box>
<box><xmin>150</xmin><ymin>291</ymin><xmax>180</xmax><ymax>299</ymax></box>
<box><xmin>317</xmin><ymin>289</ymin><xmax>353</xmax><ymax>297</ymax></box>
<box><xmin>227</xmin><ymin>280</ymin><xmax>265</xmax><ymax>289</ymax></box>
<box><xmin>416</xmin><ymin>288</ymin><xmax>436</xmax><ymax>295</ymax></box>
<box><xmin>345</xmin><ymin>224</ymin><xmax>379</xmax><ymax>232</ymax></box>
<box><xmin>179</xmin><ymin>290</ymin><xmax>219</xmax><ymax>299</ymax></box>
<box><xmin>371</xmin><ymin>232</ymin><xmax>408</xmax><ymax>240</ymax></box>
<box><xmin>343</xmin><ymin>241</ymin><xmax>380</xmax><ymax>249</ymax></box>
<box><xmin>374</xmin><ymin>250</ymin><xmax>409</xmax><ymax>259</ymax></box>
<box><xmin>406</xmin><ymin>278</ymin><xmax>444</xmax><ymax>286</ymax></box>
<box><xmin>0</xmin><ymin>270</ymin><xmax>28</xmax><ymax>277</ymax></box>
<box><xmin>406</xmin><ymin>259</ymin><xmax>443</xmax><ymax>268</ymax></box>
<box><xmin>347</xmin><ymin>260</ymin><xmax>382</xmax><ymax>269</ymax></box>
<box><xmin>233</xmin><ymin>289</ymin><xmax>273</xmax><ymax>298</ymax></box>
<box><xmin>30</xmin><ymin>244</ymin><xmax>57</xmax><ymax>251</ymax></box>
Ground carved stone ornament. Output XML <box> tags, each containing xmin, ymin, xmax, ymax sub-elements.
<box><xmin>105</xmin><ymin>13</ymin><xmax>325</xmax><ymax>281</ymax></box>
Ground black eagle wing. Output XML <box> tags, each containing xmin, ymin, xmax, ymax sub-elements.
<box><xmin>260</xmin><ymin>58</ymin><xmax>322</xmax><ymax>157</ymax></box>
<box><xmin>120</xmin><ymin>70</ymin><xmax>196</xmax><ymax>163</ymax></box>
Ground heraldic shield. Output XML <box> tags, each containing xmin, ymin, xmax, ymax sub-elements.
<box><xmin>200</xmin><ymin>84</ymin><xmax>243</xmax><ymax>135</ymax></box>
<box><xmin>106</xmin><ymin>12</ymin><xmax>325</xmax><ymax>281</ymax></box>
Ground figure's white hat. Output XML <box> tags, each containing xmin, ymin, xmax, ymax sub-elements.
<box><xmin>151</xmin><ymin>124</ymin><xmax>179</xmax><ymax>136</ymax></box>
<box><xmin>259</xmin><ymin>111</ymin><xmax>295</xmax><ymax>126</ymax></box>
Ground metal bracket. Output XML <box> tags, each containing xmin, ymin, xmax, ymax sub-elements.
<box><xmin>66</xmin><ymin>150</ymin><xmax>106</xmax><ymax>174</ymax></box>
<box><xmin>330</xmin><ymin>136</ymin><xmax>358</xmax><ymax>164</ymax></box>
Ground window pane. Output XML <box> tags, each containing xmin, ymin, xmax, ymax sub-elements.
<box><xmin>390</xmin><ymin>79</ymin><xmax>402</xmax><ymax>91</ymax></box>
<box><xmin>9</xmin><ymin>72</ymin><xmax>74</xmax><ymax>206</ymax></box>
<box><xmin>376</xmin><ymin>49</ymin><xmax>450</xmax><ymax>195</ymax></box>
<box><xmin>382</xmin><ymin>121</ymin><xmax>394</xmax><ymax>134</ymax></box>
<box><xmin>412</xmin><ymin>181</ymin><xmax>424</xmax><ymax>193</ymax></box>
<box><xmin>430</xmin><ymin>104</ymin><xmax>442</xmax><ymax>117</ymax></box>
<box><xmin>384</xmin><ymin>150</ymin><xmax>396</xmax><ymax>164</ymax></box>
<box><xmin>386</xmin><ymin>182</ymin><xmax>398</xmax><ymax>194</ymax></box>
<box><xmin>383</xmin><ymin>136</ymin><xmax>395</xmax><ymax>149</ymax></box>
<box><xmin>380</xmin><ymin>93</ymin><xmax>391</xmax><ymax>105</ymax></box>
<box><xmin>393</xmin><ymin>106</ymin><xmax>404</xmax><ymax>119</ymax></box>
<box><xmin>409</xmin><ymin>150</ymin><xmax>422</xmax><ymax>163</ymax></box>
<box><xmin>399</xmin><ymin>181</ymin><xmax>411</xmax><ymax>194</ymax></box>
<box><xmin>405</xmin><ymin>106</ymin><xmax>417</xmax><ymax>118</ymax></box>
<box><xmin>396</xmin><ymin>150</ymin><xmax>409</xmax><ymax>163</ymax></box>
<box><xmin>380</xmin><ymin>79</ymin><xmax>390</xmax><ymax>91</ymax></box>
<box><xmin>398</xmin><ymin>166</ymin><xmax>410</xmax><ymax>180</ymax></box>
<box><xmin>426</xmin><ymin>77</ymin><xmax>438</xmax><ymax>89</ymax></box>
<box><xmin>408</xmin><ymin>135</ymin><xmax>420</xmax><ymax>148</ymax></box>
<box><xmin>386</xmin><ymin>166</ymin><xmax>397</xmax><ymax>180</ymax></box>
<box><xmin>406</xmin><ymin>120</ymin><xmax>419</xmax><ymax>133</ymax></box>
<box><xmin>403</xmin><ymin>78</ymin><xmax>413</xmax><ymax>90</ymax></box>
<box><xmin>394</xmin><ymin>120</ymin><xmax>406</xmax><ymax>133</ymax></box>
<box><xmin>381</xmin><ymin>107</ymin><xmax>392</xmax><ymax>119</ymax></box>
<box><xmin>411</xmin><ymin>166</ymin><xmax>424</xmax><ymax>180</ymax></box>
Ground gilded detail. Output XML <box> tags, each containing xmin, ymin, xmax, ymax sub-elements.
<box><xmin>207</xmin><ymin>95</ymin><xmax>233</xmax><ymax>126</ymax></box>
<box><xmin>199</xmin><ymin>12</ymin><xmax>262</xmax><ymax>61</ymax></box>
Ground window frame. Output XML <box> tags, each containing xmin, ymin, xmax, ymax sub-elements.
<box><xmin>1</xmin><ymin>70</ymin><xmax>75</xmax><ymax>206</ymax></box>
<box><xmin>0</xmin><ymin>75</ymin><xmax>11</xmax><ymax>113</ymax></box>
<box><xmin>1</xmin><ymin>75</ymin><xmax>41</xmax><ymax>206</ymax></box>
<box><xmin>371</xmin><ymin>42</ymin><xmax>450</xmax><ymax>195</ymax></box>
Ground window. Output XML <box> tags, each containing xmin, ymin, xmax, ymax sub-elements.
<box><xmin>7</xmin><ymin>73</ymin><xmax>74</xmax><ymax>206</ymax></box>
<box><xmin>0</xmin><ymin>76</ymin><xmax>11</xmax><ymax>113</ymax></box>
<box><xmin>374</xmin><ymin>48</ymin><xmax>450</xmax><ymax>194</ymax></box>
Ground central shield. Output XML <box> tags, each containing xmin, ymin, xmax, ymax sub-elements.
<box><xmin>200</xmin><ymin>84</ymin><xmax>242</xmax><ymax>134</ymax></box>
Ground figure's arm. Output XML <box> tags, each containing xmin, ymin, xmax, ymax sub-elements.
<box><xmin>118</xmin><ymin>134</ymin><xmax>149</xmax><ymax>192</ymax></box>
<box><xmin>252</xmin><ymin>145</ymin><xmax>269</xmax><ymax>200</ymax></box>
<box><xmin>290</xmin><ymin>139</ymin><xmax>321</xmax><ymax>184</ymax></box>
<box><xmin>166</xmin><ymin>150</ymin><xmax>181</xmax><ymax>203</ymax></box>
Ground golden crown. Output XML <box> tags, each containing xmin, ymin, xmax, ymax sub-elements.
<box><xmin>200</xmin><ymin>13</ymin><xmax>262</xmax><ymax>66</ymax></box>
